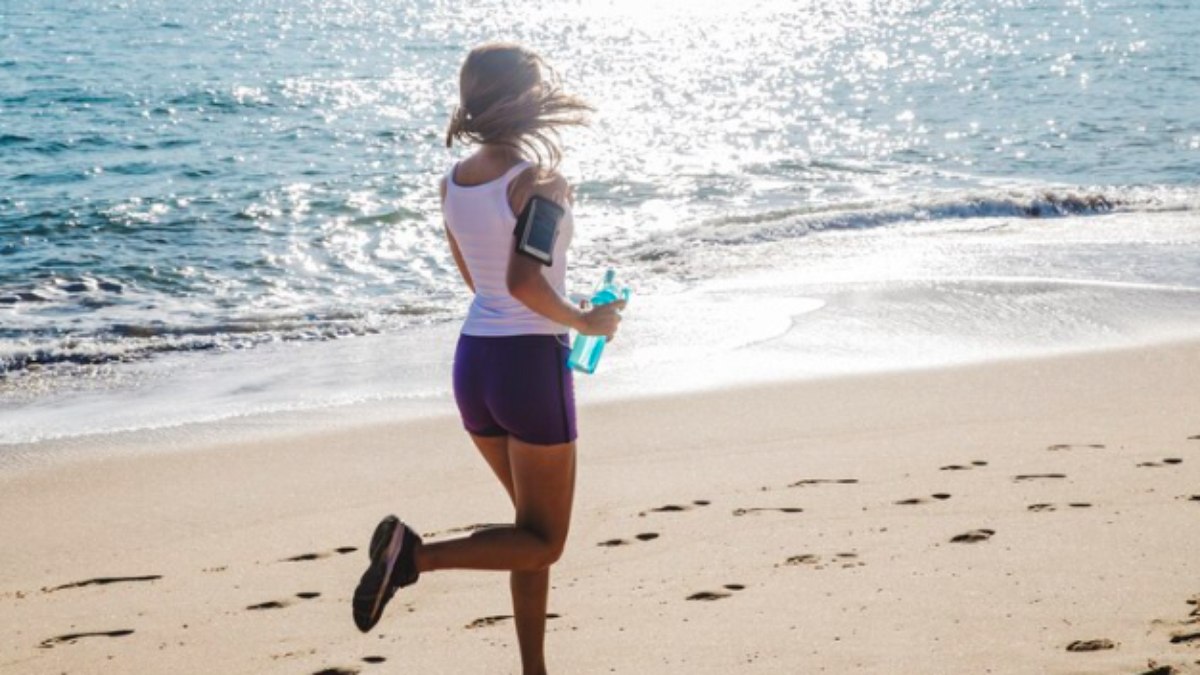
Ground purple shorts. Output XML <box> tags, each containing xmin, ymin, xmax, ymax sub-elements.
<box><xmin>452</xmin><ymin>333</ymin><xmax>577</xmax><ymax>446</ymax></box>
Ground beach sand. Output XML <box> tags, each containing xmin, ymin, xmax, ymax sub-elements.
<box><xmin>1</xmin><ymin>341</ymin><xmax>1198</xmax><ymax>674</ymax></box>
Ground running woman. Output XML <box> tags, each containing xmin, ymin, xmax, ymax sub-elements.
<box><xmin>352</xmin><ymin>43</ymin><xmax>625</xmax><ymax>675</ymax></box>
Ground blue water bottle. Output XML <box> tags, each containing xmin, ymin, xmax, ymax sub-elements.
<box><xmin>568</xmin><ymin>269</ymin><xmax>630</xmax><ymax>374</ymax></box>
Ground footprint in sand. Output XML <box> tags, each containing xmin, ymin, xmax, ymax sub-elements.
<box><xmin>1169</xmin><ymin>630</ymin><xmax>1200</xmax><ymax>644</ymax></box>
<box><xmin>466</xmin><ymin>613</ymin><xmax>560</xmax><ymax>629</ymax></box>
<box><xmin>280</xmin><ymin>547</ymin><xmax>356</xmax><ymax>563</ymax></box>
<box><xmin>422</xmin><ymin>523</ymin><xmax>502</xmax><ymax>538</ymax></box>
<box><xmin>782</xmin><ymin>553</ymin><xmax>864</xmax><ymax>569</ymax></box>
<box><xmin>1028</xmin><ymin>503</ymin><xmax>1092</xmax><ymax>512</ymax></box>
<box><xmin>42</xmin><ymin>575</ymin><xmax>161</xmax><ymax>593</ymax></box>
<box><xmin>597</xmin><ymin>532</ymin><xmax>660</xmax><ymax>547</ymax></box>
<box><xmin>38</xmin><ymin>629</ymin><xmax>134</xmax><ymax>649</ymax></box>
<box><xmin>312</xmin><ymin>658</ymin><xmax>385</xmax><ymax>674</ymax></box>
<box><xmin>1013</xmin><ymin>473</ymin><xmax>1066</xmax><ymax>482</ymax></box>
<box><xmin>939</xmin><ymin>461</ymin><xmax>988</xmax><ymax>471</ymax></box>
<box><xmin>1139</xmin><ymin>458</ymin><xmax>1184</xmax><ymax>468</ymax></box>
<box><xmin>637</xmin><ymin>500</ymin><xmax>711</xmax><ymax>517</ymax></box>
<box><xmin>789</xmin><ymin>478</ymin><xmax>858</xmax><ymax>487</ymax></box>
<box><xmin>687</xmin><ymin>585</ymin><xmax>746</xmax><ymax>602</ymax></box>
<box><xmin>1047</xmin><ymin>443</ymin><xmax>1106</xmax><ymax>451</ymax></box>
<box><xmin>950</xmin><ymin>529</ymin><xmax>995</xmax><ymax>543</ymax></box>
<box><xmin>732</xmin><ymin>507</ymin><xmax>804</xmax><ymax>516</ymax></box>
<box><xmin>1066</xmin><ymin>638</ymin><xmax>1115</xmax><ymax>652</ymax></box>
<box><xmin>247</xmin><ymin>592</ymin><xmax>321</xmax><ymax>611</ymax></box>
<box><xmin>1146</xmin><ymin>594</ymin><xmax>1200</xmax><ymax>650</ymax></box>
<box><xmin>895</xmin><ymin>494</ymin><xmax>951</xmax><ymax>505</ymax></box>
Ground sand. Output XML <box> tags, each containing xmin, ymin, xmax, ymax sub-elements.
<box><xmin>1</xmin><ymin>340</ymin><xmax>1198</xmax><ymax>674</ymax></box>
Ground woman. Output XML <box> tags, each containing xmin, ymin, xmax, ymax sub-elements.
<box><xmin>352</xmin><ymin>43</ymin><xmax>625</xmax><ymax>675</ymax></box>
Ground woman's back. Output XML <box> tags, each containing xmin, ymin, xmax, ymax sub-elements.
<box><xmin>442</xmin><ymin>159</ymin><xmax>573</xmax><ymax>336</ymax></box>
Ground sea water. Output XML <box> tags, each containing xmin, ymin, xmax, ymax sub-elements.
<box><xmin>2</xmin><ymin>0</ymin><xmax>1199</xmax><ymax>450</ymax></box>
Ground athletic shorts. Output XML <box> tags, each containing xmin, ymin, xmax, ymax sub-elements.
<box><xmin>452</xmin><ymin>333</ymin><xmax>577</xmax><ymax>446</ymax></box>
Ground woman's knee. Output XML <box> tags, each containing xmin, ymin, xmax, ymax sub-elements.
<box><xmin>522</xmin><ymin>527</ymin><xmax>567</xmax><ymax>569</ymax></box>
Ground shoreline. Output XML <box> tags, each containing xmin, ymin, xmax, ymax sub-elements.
<box><xmin>7</xmin><ymin>208</ymin><xmax>1200</xmax><ymax>453</ymax></box>
<box><xmin>4</xmin><ymin>331</ymin><xmax>1200</xmax><ymax>476</ymax></box>
<box><xmin>2</xmin><ymin>338</ymin><xmax>1198</xmax><ymax>673</ymax></box>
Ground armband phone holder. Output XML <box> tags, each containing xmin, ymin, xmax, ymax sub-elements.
<box><xmin>514</xmin><ymin>195</ymin><xmax>564</xmax><ymax>266</ymax></box>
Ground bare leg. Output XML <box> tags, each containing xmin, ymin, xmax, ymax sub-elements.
<box><xmin>416</xmin><ymin>434</ymin><xmax>575</xmax><ymax>675</ymax></box>
<box><xmin>510</xmin><ymin>564</ymin><xmax>550</xmax><ymax>675</ymax></box>
<box><xmin>468</xmin><ymin>434</ymin><xmax>553</xmax><ymax>675</ymax></box>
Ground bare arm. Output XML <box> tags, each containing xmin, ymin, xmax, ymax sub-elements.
<box><xmin>505</xmin><ymin>172</ymin><xmax>624</xmax><ymax>339</ymax></box>
<box><xmin>440</xmin><ymin>176</ymin><xmax>474</xmax><ymax>293</ymax></box>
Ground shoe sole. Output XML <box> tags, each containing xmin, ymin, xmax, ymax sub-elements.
<box><xmin>352</xmin><ymin>515</ymin><xmax>400</xmax><ymax>633</ymax></box>
<box><xmin>369</xmin><ymin>515</ymin><xmax>397</xmax><ymax>560</ymax></box>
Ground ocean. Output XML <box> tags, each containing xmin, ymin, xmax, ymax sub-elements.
<box><xmin>2</xmin><ymin>0</ymin><xmax>1199</xmax><ymax>452</ymax></box>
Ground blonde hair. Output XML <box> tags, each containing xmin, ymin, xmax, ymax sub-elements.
<box><xmin>445</xmin><ymin>43</ymin><xmax>592</xmax><ymax>171</ymax></box>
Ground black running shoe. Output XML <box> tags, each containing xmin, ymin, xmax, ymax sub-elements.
<box><xmin>352</xmin><ymin>515</ymin><xmax>421</xmax><ymax>632</ymax></box>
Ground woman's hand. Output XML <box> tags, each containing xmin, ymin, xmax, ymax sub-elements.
<box><xmin>575</xmin><ymin>300</ymin><xmax>626</xmax><ymax>342</ymax></box>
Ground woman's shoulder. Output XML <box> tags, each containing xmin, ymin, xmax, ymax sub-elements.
<box><xmin>516</xmin><ymin>164</ymin><xmax>571</xmax><ymax>198</ymax></box>
<box><xmin>509</xmin><ymin>167</ymin><xmax>572</xmax><ymax>214</ymax></box>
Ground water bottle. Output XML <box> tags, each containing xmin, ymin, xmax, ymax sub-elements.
<box><xmin>568</xmin><ymin>269</ymin><xmax>630</xmax><ymax>374</ymax></box>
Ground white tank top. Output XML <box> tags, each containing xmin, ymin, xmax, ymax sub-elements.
<box><xmin>443</xmin><ymin>160</ymin><xmax>574</xmax><ymax>336</ymax></box>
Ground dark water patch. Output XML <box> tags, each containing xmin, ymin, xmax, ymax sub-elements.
<box><xmin>131</xmin><ymin>138</ymin><xmax>202</xmax><ymax>153</ymax></box>
<box><xmin>0</xmin><ymin>133</ymin><xmax>34</xmax><ymax>145</ymax></box>
<box><xmin>107</xmin><ymin>162</ymin><xmax>159</xmax><ymax>176</ymax></box>
<box><xmin>11</xmin><ymin>170</ymin><xmax>90</xmax><ymax>185</ymax></box>
<box><xmin>22</xmin><ymin>140</ymin><xmax>71</xmax><ymax>155</ymax></box>
<box><xmin>157</xmin><ymin>138</ymin><xmax>199</xmax><ymax>149</ymax></box>
<box><xmin>56</xmin><ymin>93</ymin><xmax>124</xmax><ymax>106</ymax></box>
<box><xmin>182</xmin><ymin>167</ymin><xmax>218</xmax><ymax>178</ymax></box>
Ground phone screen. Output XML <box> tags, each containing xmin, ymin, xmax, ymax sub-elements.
<box><xmin>517</xmin><ymin>197</ymin><xmax>562</xmax><ymax>264</ymax></box>
<box><xmin>526</xmin><ymin>202</ymin><xmax>558</xmax><ymax>255</ymax></box>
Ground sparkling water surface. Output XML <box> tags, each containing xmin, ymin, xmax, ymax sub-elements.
<box><xmin>2</xmin><ymin>0</ymin><xmax>1199</xmax><ymax>446</ymax></box>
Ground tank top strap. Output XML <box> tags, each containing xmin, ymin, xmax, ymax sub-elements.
<box><xmin>500</xmin><ymin>160</ymin><xmax>533</xmax><ymax>190</ymax></box>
